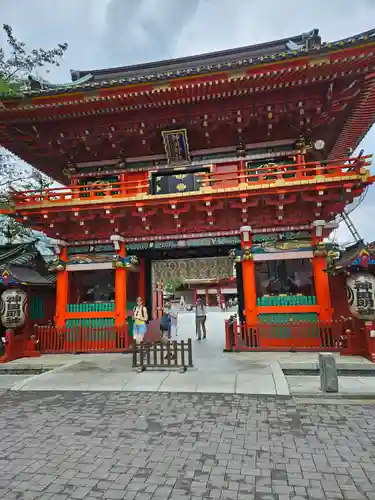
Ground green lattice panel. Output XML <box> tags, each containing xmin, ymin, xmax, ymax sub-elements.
<box><xmin>64</xmin><ymin>318</ymin><xmax>116</xmax><ymax>342</ymax></box>
<box><xmin>258</xmin><ymin>313</ymin><xmax>320</xmax><ymax>340</ymax></box>
<box><xmin>257</xmin><ymin>295</ymin><xmax>317</xmax><ymax>306</ymax></box>
<box><xmin>258</xmin><ymin>313</ymin><xmax>319</xmax><ymax>324</ymax></box>
<box><xmin>67</xmin><ymin>302</ymin><xmax>115</xmax><ymax>313</ymax></box>
<box><xmin>29</xmin><ymin>297</ymin><xmax>45</xmax><ymax>320</ymax></box>
<box><xmin>66</xmin><ymin>301</ymin><xmax>136</xmax><ymax>333</ymax></box>
<box><xmin>66</xmin><ymin>318</ymin><xmax>115</xmax><ymax>329</ymax></box>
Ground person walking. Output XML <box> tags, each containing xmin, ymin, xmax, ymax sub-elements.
<box><xmin>179</xmin><ymin>295</ymin><xmax>186</xmax><ymax>310</ymax></box>
<box><xmin>195</xmin><ymin>298</ymin><xmax>207</xmax><ymax>340</ymax></box>
<box><xmin>169</xmin><ymin>301</ymin><xmax>179</xmax><ymax>340</ymax></box>
<box><xmin>133</xmin><ymin>297</ymin><xmax>148</xmax><ymax>344</ymax></box>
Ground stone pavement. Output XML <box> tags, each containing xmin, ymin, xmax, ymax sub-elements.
<box><xmin>1</xmin><ymin>391</ymin><xmax>375</xmax><ymax>499</ymax></box>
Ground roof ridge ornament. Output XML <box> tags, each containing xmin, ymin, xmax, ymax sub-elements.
<box><xmin>28</xmin><ymin>73</ymin><xmax>93</xmax><ymax>91</ymax></box>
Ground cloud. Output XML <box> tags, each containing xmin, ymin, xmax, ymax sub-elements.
<box><xmin>1</xmin><ymin>0</ymin><xmax>374</xmax><ymax>242</ymax></box>
<box><xmin>174</xmin><ymin>0</ymin><xmax>375</xmax><ymax>58</ymax></box>
<box><xmin>102</xmin><ymin>0</ymin><xmax>200</xmax><ymax>67</ymax></box>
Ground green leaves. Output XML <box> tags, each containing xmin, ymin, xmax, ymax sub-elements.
<box><xmin>0</xmin><ymin>23</ymin><xmax>68</xmax><ymax>97</ymax></box>
<box><xmin>0</xmin><ymin>78</ymin><xmax>22</xmax><ymax>97</ymax></box>
<box><xmin>164</xmin><ymin>278</ymin><xmax>184</xmax><ymax>295</ymax></box>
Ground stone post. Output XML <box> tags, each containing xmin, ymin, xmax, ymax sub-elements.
<box><xmin>319</xmin><ymin>353</ymin><xmax>339</xmax><ymax>393</ymax></box>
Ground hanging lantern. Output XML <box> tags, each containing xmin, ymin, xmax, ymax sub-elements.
<box><xmin>346</xmin><ymin>272</ymin><xmax>375</xmax><ymax>320</ymax></box>
<box><xmin>1</xmin><ymin>288</ymin><xmax>27</xmax><ymax>329</ymax></box>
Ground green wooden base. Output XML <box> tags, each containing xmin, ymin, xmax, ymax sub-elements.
<box><xmin>30</xmin><ymin>297</ymin><xmax>45</xmax><ymax>320</ymax></box>
<box><xmin>258</xmin><ymin>313</ymin><xmax>319</xmax><ymax>324</ymax></box>
<box><xmin>67</xmin><ymin>302</ymin><xmax>115</xmax><ymax>313</ymax></box>
<box><xmin>66</xmin><ymin>318</ymin><xmax>115</xmax><ymax>329</ymax></box>
<box><xmin>257</xmin><ymin>313</ymin><xmax>320</xmax><ymax>339</ymax></box>
<box><xmin>257</xmin><ymin>295</ymin><xmax>317</xmax><ymax>306</ymax></box>
<box><xmin>65</xmin><ymin>301</ymin><xmax>137</xmax><ymax>330</ymax></box>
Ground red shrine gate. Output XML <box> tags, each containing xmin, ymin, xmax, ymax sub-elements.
<box><xmin>1</xmin><ymin>28</ymin><xmax>375</xmax><ymax>360</ymax></box>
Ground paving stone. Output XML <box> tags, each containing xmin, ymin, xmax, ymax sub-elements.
<box><xmin>0</xmin><ymin>393</ymin><xmax>375</xmax><ymax>499</ymax></box>
<box><xmin>104</xmin><ymin>490</ymin><xmax>126</xmax><ymax>499</ymax></box>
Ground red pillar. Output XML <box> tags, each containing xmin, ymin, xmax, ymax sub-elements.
<box><xmin>157</xmin><ymin>281</ymin><xmax>163</xmax><ymax>319</ymax></box>
<box><xmin>115</xmin><ymin>242</ymin><xmax>127</xmax><ymax>327</ymax></box>
<box><xmin>55</xmin><ymin>246</ymin><xmax>68</xmax><ymax>328</ymax></box>
<box><xmin>312</xmin><ymin>227</ymin><xmax>332</xmax><ymax>322</ymax></box>
<box><xmin>241</xmin><ymin>226</ymin><xmax>257</xmax><ymax>325</ymax></box>
<box><xmin>138</xmin><ymin>258</ymin><xmax>146</xmax><ymax>301</ymax></box>
<box><xmin>71</xmin><ymin>177</ymin><xmax>79</xmax><ymax>199</ymax></box>
<box><xmin>152</xmin><ymin>283</ymin><xmax>157</xmax><ymax>320</ymax></box>
<box><xmin>205</xmin><ymin>288</ymin><xmax>209</xmax><ymax>307</ymax></box>
<box><xmin>239</xmin><ymin>159</ymin><xmax>246</xmax><ymax>185</ymax></box>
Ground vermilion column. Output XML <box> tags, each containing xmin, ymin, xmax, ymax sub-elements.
<box><xmin>115</xmin><ymin>242</ymin><xmax>127</xmax><ymax>327</ymax></box>
<box><xmin>312</xmin><ymin>222</ymin><xmax>332</xmax><ymax>321</ymax></box>
<box><xmin>240</xmin><ymin>226</ymin><xmax>257</xmax><ymax>325</ymax></box>
<box><xmin>239</xmin><ymin>159</ymin><xmax>246</xmax><ymax>185</ymax></box>
<box><xmin>55</xmin><ymin>246</ymin><xmax>68</xmax><ymax>328</ymax></box>
<box><xmin>152</xmin><ymin>284</ymin><xmax>157</xmax><ymax>320</ymax></box>
<box><xmin>138</xmin><ymin>257</ymin><xmax>146</xmax><ymax>301</ymax></box>
<box><xmin>157</xmin><ymin>281</ymin><xmax>163</xmax><ymax>319</ymax></box>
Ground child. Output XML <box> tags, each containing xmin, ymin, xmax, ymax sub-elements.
<box><xmin>160</xmin><ymin>302</ymin><xmax>171</xmax><ymax>341</ymax></box>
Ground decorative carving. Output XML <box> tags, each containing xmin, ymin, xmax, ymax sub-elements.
<box><xmin>295</xmin><ymin>136</ymin><xmax>313</xmax><ymax>155</ymax></box>
<box><xmin>229</xmin><ymin>247</ymin><xmax>253</xmax><ymax>263</ymax></box>
<box><xmin>152</xmin><ymin>257</ymin><xmax>233</xmax><ymax>284</ymax></box>
<box><xmin>62</xmin><ymin>162</ymin><xmax>77</xmax><ymax>178</ymax></box>
<box><xmin>113</xmin><ymin>255</ymin><xmax>139</xmax><ymax>269</ymax></box>
<box><xmin>325</xmin><ymin>242</ymin><xmax>375</xmax><ymax>275</ymax></box>
<box><xmin>48</xmin><ymin>258</ymin><xmax>67</xmax><ymax>272</ymax></box>
<box><xmin>313</xmin><ymin>241</ymin><xmax>327</xmax><ymax>257</ymax></box>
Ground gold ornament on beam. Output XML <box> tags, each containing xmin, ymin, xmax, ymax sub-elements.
<box><xmin>62</xmin><ymin>162</ymin><xmax>76</xmax><ymax>179</ymax></box>
<box><xmin>295</xmin><ymin>136</ymin><xmax>313</xmax><ymax>155</ymax></box>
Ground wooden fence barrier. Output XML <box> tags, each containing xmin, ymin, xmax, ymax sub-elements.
<box><xmin>34</xmin><ymin>325</ymin><xmax>130</xmax><ymax>353</ymax></box>
<box><xmin>224</xmin><ymin>319</ymin><xmax>363</xmax><ymax>353</ymax></box>
<box><xmin>132</xmin><ymin>339</ymin><xmax>193</xmax><ymax>371</ymax></box>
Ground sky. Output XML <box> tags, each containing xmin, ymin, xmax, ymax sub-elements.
<box><xmin>1</xmin><ymin>0</ymin><xmax>375</xmax><ymax>244</ymax></box>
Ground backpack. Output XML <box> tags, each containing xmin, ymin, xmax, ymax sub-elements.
<box><xmin>133</xmin><ymin>306</ymin><xmax>149</xmax><ymax>323</ymax></box>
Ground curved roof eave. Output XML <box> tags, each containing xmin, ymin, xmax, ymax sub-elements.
<box><xmin>70</xmin><ymin>29</ymin><xmax>320</xmax><ymax>81</ymax></box>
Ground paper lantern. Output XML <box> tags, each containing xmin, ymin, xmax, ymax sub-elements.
<box><xmin>0</xmin><ymin>288</ymin><xmax>27</xmax><ymax>328</ymax></box>
<box><xmin>346</xmin><ymin>272</ymin><xmax>375</xmax><ymax>320</ymax></box>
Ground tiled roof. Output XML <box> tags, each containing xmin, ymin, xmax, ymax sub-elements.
<box><xmin>0</xmin><ymin>243</ymin><xmax>38</xmax><ymax>265</ymax></box>
<box><xmin>330</xmin><ymin>241</ymin><xmax>375</xmax><ymax>271</ymax></box>
<box><xmin>5</xmin><ymin>265</ymin><xmax>52</xmax><ymax>286</ymax></box>
<box><xmin>71</xmin><ymin>29</ymin><xmax>320</xmax><ymax>82</ymax></box>
<box><xmin>0</xmin><ymin>243</ymin><xmax>55</xmax><ymax>286</ymax></box>
<box><xmin>42</xmin><ymin>272</ymin><xmax>57</xmax><ymax>284</ymax></box>
<box><xmin>15</xmin><ymin>28</ymin><xmax>375</xmax><ymax>97</ymax></box>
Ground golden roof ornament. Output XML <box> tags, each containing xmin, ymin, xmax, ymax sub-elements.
<box><xmin>62</xmin><ymin>162</ymin><xmax>76</xmax><ymax>178</ymax></box>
